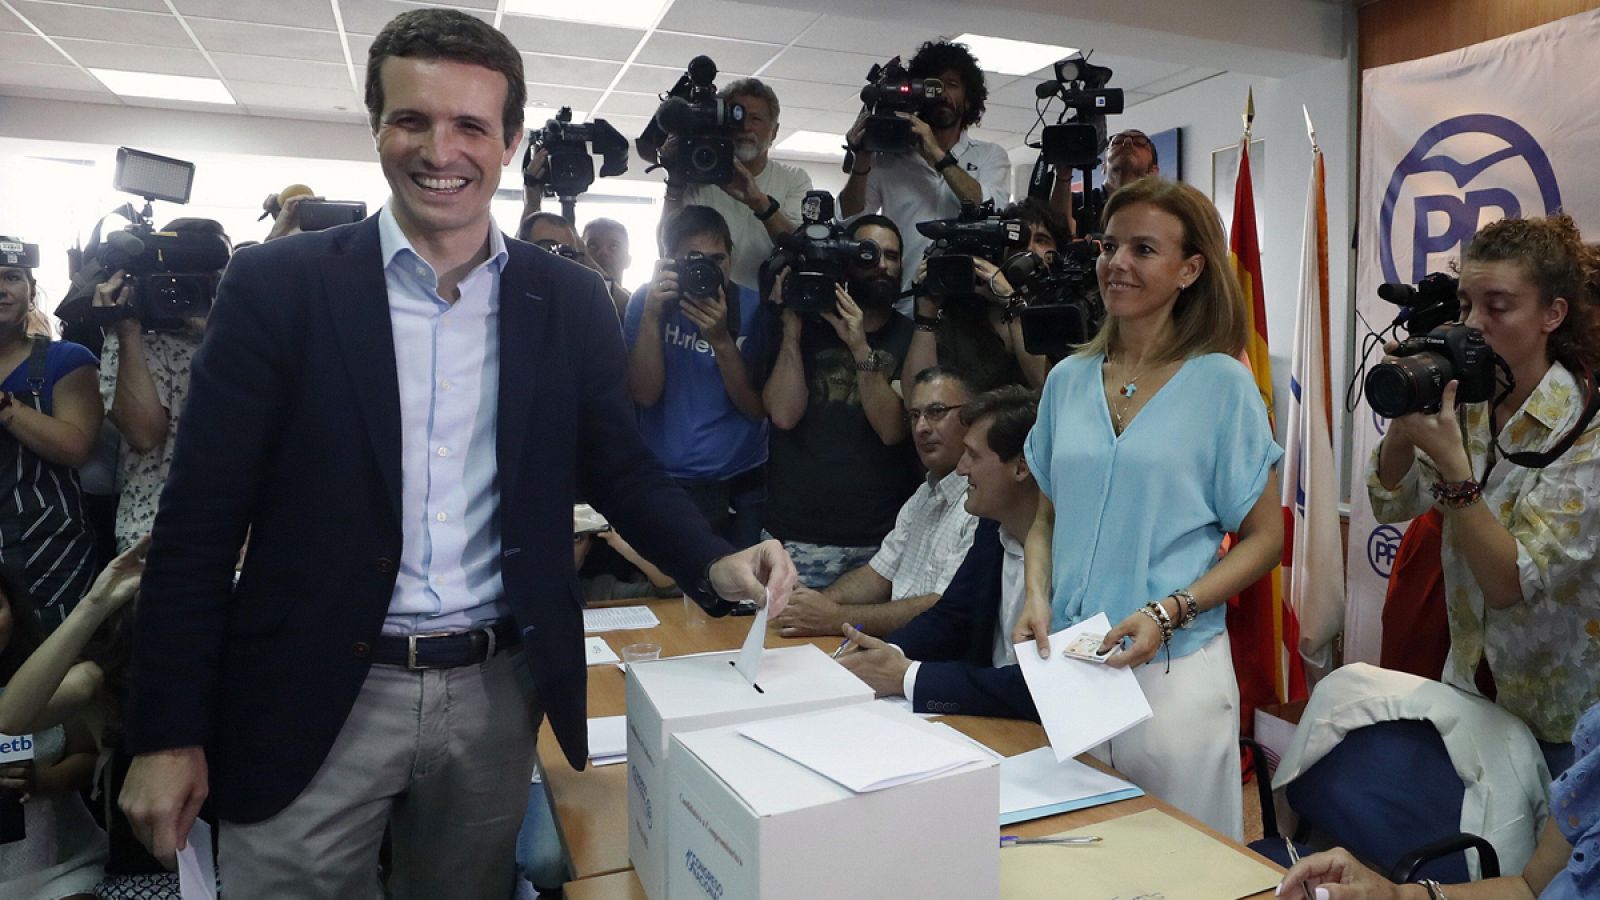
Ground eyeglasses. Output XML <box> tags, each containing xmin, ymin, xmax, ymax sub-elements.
<box><xmin>904</xmin><ymin>403</ymin><xmax>965</xmax><ymax>425</ymax></box>
<box><xmin>1107</xmin><ymin>131</ymin><xmax>1152</xmax><ymax>149</ymax></box>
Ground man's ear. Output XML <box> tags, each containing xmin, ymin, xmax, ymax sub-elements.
<box><xmin>1012</xmin><ymin>456</ymin><xmax>1031</xmax><ymax>483</ymax></box>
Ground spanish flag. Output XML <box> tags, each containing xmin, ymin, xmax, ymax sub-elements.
<box><xmin>1224</xmin><ymin>98</ymin><xmax>1307</xmax><ymax>743</ymax></box>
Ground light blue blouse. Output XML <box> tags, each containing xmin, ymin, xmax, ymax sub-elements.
<box><xmin>1023</xmin><ymin>352</ymin><xmax>1283</xmax><ymax>660</ymax></box>
<box><xmin>1542</xmin><ymin>700</ymin><xmax>1600</xmax><ymax>899</ymax></box>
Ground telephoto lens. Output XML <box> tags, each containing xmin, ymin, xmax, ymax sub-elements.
<box><xmin>1365</xmin><ymin>353</ymin><xmax>1454</xmax><ymax>418</ymax></box>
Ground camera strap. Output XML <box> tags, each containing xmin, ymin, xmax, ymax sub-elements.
<box><xmin>1490</xmin><ymin>361</ymin><xmax>1600</xmax><ymax>470</ymax></box>
<box><xmin>23</xmin><ymin>337</ymin><xmax>49</xmax><ymax>405</ymax></box>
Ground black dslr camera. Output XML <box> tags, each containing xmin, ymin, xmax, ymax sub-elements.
<box><xmin>760</xmin><ymin>192</ymin><xmax>881</xmax><ymax>316</ymax></box>
<box><xmin>1005</xmin><ymin>238</ymin><xmax>1105</xmax><ymax>357</ymax></box>
<box><xmin>636</xmin><ymin>56</ymin><xmax>746</xmax><ymax>185</ymax></box>
<box><xmin>1365</xmin><ymin>323</ymin><xmax>1497</xmax><ymax>417</ymax></box>
<box><xmin>916</xmin><ymin>202</ymin><xmax>1026</xmax><ymax>300</ymax></box>
<box><xmin>526</xmin><ymin>107</ymin><xmax>629</xmax><ymax>209</ymax></box>
<box><xmin>856</xmin><ymin>57</ymin><xmax>945</xmax><ymax>155</ymax></box>
<box><xmin>60</xmin><ymin>148</ymin><xmax>229</xmax><ymax>332</ymax></box>
<box><xmin>671</xmin><ymin>251</ymin><xmax>724</xmax><ymax>300</ymax></box>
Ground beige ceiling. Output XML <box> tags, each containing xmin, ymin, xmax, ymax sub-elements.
<box><xmin>0</xmin><ymin>0</ymin><xmax>1251</xmax><ymax>161</ymax></box>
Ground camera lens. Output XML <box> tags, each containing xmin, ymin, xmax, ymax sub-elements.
<box><xmin>1365</xmin><ymin>353</ymin><xmax>1452</xmax><ymax>418</ymax></box>
<box><xmin>689</xmin><ymin>142</ymin><xmax>721</xmax><ymax>176</ymax></box>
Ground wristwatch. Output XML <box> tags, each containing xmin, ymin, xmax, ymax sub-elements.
<box><xmin>856</xmin><ymin>350</ymin><xmax>892</xmax><ymax>373</ymax></box>
<box><xmin>755</xmin><ymin>195</ymin><xmax>782</xmax><ymax>221</ymax></box>
<box><xmin>935</xmin><ymin>152</ymin><xmax>959</xmax><ymax>172</ymax></box>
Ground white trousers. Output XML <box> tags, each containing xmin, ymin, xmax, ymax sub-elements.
<box><xmin>1089</xmin><ymin>629</ymin><xmax>1244</xmax><ymax>842</ymax></box>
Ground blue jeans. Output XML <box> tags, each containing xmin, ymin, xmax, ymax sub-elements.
<box><xmin>514</xmin><ymin>779</ymin><xmax>564</xmax><ymax>891</ymax></box>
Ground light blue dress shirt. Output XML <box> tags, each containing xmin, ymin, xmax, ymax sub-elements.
<box><xmin>1023</xmin><ymin>352</ymin><xmax>1282</xmax><ymax>660</ymax></box>
<box><xmin>1542</xmin><ymin>700</ymin><xmax>1600</xmax><ymax>899</ymax></box>
<box><xmin>378</xmin><ymin>206</ymin><xmax>510</xmax><ymax>636</ymax></box>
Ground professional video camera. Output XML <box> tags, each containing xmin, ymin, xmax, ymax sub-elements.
<box><xmin>526</xmin><ymin>106</ymin><xmax>629</xmax><ymax>220</ymax></box>
<box><xmin>1025</xmin><ymin>54</ymin><xmax>1125</xmax><ymax>237</ymax></box>
<box><xmin>636</xmin><ymin>56</ymin><xmax>746</xmax><ymax>185</ymax></box>
<box><xmin>915</xmin><ymin>201</ymin><xmax>1026</xmax><ymax>300</ymax></box>
<box><xmin>1003</xmin><ymin>238</ymin><xmax>1105</xmax><ymax>357</ymax></box>
<box><xmin>759</xmin><ymin>192</ymin><xmax>881</xmax><ymax>316</ymax></box>
<box><xmin>60</xmin><ymin>148</ymin><xmax>230</xmax><ymax>332</ymax></box>
<box><xmin>1377</xmin><ymin>271</ymin><xmax>1461</xmax><ymax>337</ymax></box>
<box><xmin>854</xmin><ymin>56</ymin><xmax>946</xmax><ymax>155</ymax></box>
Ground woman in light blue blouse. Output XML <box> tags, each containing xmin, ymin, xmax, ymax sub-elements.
<box><xmin>1015</xmin><ymin>178</ymin><xmax>1284</xmax><ymax>841</ymax></box>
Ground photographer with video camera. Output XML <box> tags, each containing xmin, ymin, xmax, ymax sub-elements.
<box><xmin>762</xmin><ymin>213</ymin><xmax>921</xmax><ymax>587</ymax></box>
<box><xmin>1056</xmin><ymin>129</ymin><xmax>1160</xmax><ymax>239</ymax></box>
<box><xmin>904</xmin><ymin>197</ymin><xmax>1061</xmax><ymax>391</ymax></box>
<box><xmin>840</xmin><ymin>40</ymin><xmax>1012</xmax><ymax>304</ymax></box>
<box><xmin>626</xmin><ymin>205</ymin><xmax>772</xmax><ymax>547</ymax></box>
<box><xmin>95</xmin><ymin>218</ymin><xmax>228</xmax><ymax>555</ymax></box>
<box><xmin>656</xmin><ymin>77</ymin><xmax>811</xmax><ymax>292</ymax></box>
<box><xmin>0</xmin><ymin>237</ymin><xmax>102</xmax><ymax>629</ymax></box>
<box><xmin>1368</xmin><ymin>214</ymin><xmax>1600</xmax><ymax>775</ymax></box>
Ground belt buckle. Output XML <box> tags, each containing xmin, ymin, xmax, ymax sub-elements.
<box><xmin>406</xmin><ymin>630</ymin><xmax>457</xmax><ymax>670</ymax></box>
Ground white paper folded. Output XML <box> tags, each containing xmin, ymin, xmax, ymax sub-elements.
<box><xmin>177</xmin><ymin>819</ymin><xmax>217</xmax><ymax>900</ymax></box>
<box><xmin>1014</xmin><ymin>612</ymin><xmax>1153</xmax><ymax>761</ymax></box>
<box><xmin>585</xmin><ymin>636</ymin><xmax>621</xmax><ymax>666</ymax></box>
<box><xmin>738</xmin><ymin>705</ymin><xmax>990</xmax><ymax>792</ymax></box>
<box><xmin>732</xmin><ymin>590</ymin><xmax>768</xmax><ymax>685</ymax></box>
<box><xmin>588</xmin><ymin>715</ymin><xmax>627</xmax><ymax>767</ymax></box>
<box><xmin>998</xmin><ymin>746</ymin><xmax>1144</xmax><ymax>825</ymax></box>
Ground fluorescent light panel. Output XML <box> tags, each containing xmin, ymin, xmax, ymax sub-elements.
<box><xmin>951</xmin><ymin>33</ymin><xmax>1077</xmax><ymax>77</ymax></box>
<box><xmin>775</xmin><ymin>130</ymin><xmax>846</xmax><ymax>158</ymax></box>
<box><xmin>503</xmin><ymin>0</ymin><xmax>672</xmax><ymax>30</ymax></box>
<box><xmin>89</xmin><ymin>68</ymin><xmax>235</xmax><ymax>105</ymax></box>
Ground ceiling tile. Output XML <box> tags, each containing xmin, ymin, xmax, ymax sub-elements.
<box><xmin>0</xmin><ymin>59</ymin><xmax>111</xmax><ymax>93</ymax></box>
<box><xmin>338</xmin><ymin>0</ymin><xmax>491</xmax><ymax>36</ymax></box>
<box><xmin>611</xmin><ymin>63</ymin><xmax>680</xmax><ymax>94</ymax></box>
<box><xmin>0</xmin><ymin>5</ymin><xmax>27</xmax><ymax>31</ymax></box>
<box><xmin>976</xmin><ymin>103</ymin><xmax>1051</xmax><ymax>134</ymax></box>
<box><xmin>522</xmin><ymin>83</ymin><xmax>605</xmax><ymax>112</ymax></box>
<box><xmin>1075</xmin><ymin>52</ymin><xmax>1191</xmax><ymax>93</ymax></box>
<box><xmin>988</xmin><ymin>74</ymin><xmax>1059</xmax><ymax>109</ymax></box>
<box><xmin>346</xmin><ymin>32</ymin><xmax>374</xmax><ymax>64</ymax></box>
<box><xmin>592</xmin><ymin>90</ymin><xmax>662</xmax><ymax>119</ymax></box>
<box><xmin>497</xmin><ymin>15</ymin><xmax>643</xmax><ymax>61</ymax></box>
<box><xmin>780</xmin><ymin>106</ymin><xmax>855</xmax><ymax>134</ymax></box>
<box><xmin>42</xmin><ymin>0</ymin><xmax>170</xmax><ymax>11</ymax></box>
<box><xmin>791</xmin><ymin>16</ymin><xmax>939</xmax><ymax>59</ymax></box>
<box><xmin>1135</xmin><ymin>67</ymin><xmax>1223</xmax><ymax>96</ymax></box>
<box><xmin>53</xmin><ymin>37</ymin><xmax>216</xmax><ymax>76</ymax></box>
<box><xmin>759</xmin><ymin>47</ymin><xmax>882</xmax><ymax>87</ymax></box>
<box><xmin>0</xmin><ymin>30</ymin><xmax>67</xmax><ymax>64</ymax></box>
<box><xmin>753</xmin><ymin>76</ymin><xmax>856</xmax><ymax>112</ymax></box>
<box><xmin>520</xmin><ymin>53</ymin><xmax>621</xmax><ymax>89</ymax></box>
<box><xmin>174</xmin><ymin>0</ymin><xmax>336</xmax><ymax>31</ymax></box>
<box><xmin>227</xmin><ymin>79</ymin><xmax>362</xmax><ymax>113</ymax></box>
<box><xmin>210</xmin><ymin>52</ymin><xmax>354</xmax><ymax>89</ymax></box>
<box><xmin>657</xmin><ymin>0</ymin><xmax>818</xmax><ymax>44</ymax></box>
<box><xmin>640</xmin><ymin>31</ymin><xmax>781</xmax><ymax>75</ymax></box>
<box><xmin>11</xmin><ymin>1</ymin><xmax>193</xmax><ymax>48</ymax></box>
<box><xmin>185</xmin><ymin>18</ymin><xmax>347</xmax><ymax>62</ymax></box>
<box><xmin>1123</xmin><ymin>90</ymin><xmax>1157</xmax><ymax>108</ymax></box>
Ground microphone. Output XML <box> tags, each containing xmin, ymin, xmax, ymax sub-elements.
<box><xmin>654</xmin><ymin>96</ymin><xmax>694</xmax><ymax>133</ymax></box>
<box><xmin>1035</xmin><ymin>81</ymin><xmax>1062</xmax><ymax>100</ymax></box>
<box><xmin>687</xmin><ymin>55</ymin><xmax>717</xmax><ymax>86</ymax></box>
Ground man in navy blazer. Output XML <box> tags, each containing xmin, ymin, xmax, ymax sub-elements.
<box><xmin>117</xmin><ymin>11</ymin><xmax>794</xmax><ymax>898</ymax></box>
<box><xmin>840</xmin><ymin>387</ymin><xmax>1039</xmax><ymax>721</ymax></box>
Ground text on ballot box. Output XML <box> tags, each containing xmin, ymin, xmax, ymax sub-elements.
<box><xmin>0</xmin><ymin>733</ymin><xmax>34</xmax><ymax>764</ymax></box>
<box><xmin>667</xmin><ymin>702</ymin><xmax>1000</xmax><ymax>900</ymax></box>
<box><xmin>625</xmin><ymin>643</ymin><xmax>873</xmax><ymax>899</ymax></box>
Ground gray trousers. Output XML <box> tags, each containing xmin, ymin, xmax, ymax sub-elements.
<box><xmin>219</xmin><ymin>647</ymin><xmax>541</xmax><ymax>900</ymax></box>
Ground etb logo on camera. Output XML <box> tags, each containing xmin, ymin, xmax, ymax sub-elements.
<box><xmin>1367</xmin><ymin>524</ymin><xmax>1405</xmax><ymax>579</ymax></box>
<box><xmin>0</xmin><ymin>734</ymin><xmax>35</xmax><ymax>764</ymax></box>
<box><xmin>1378</xmin><ymin>114</ymin><xmax>1562</xmax><ymax>285</ymax></box>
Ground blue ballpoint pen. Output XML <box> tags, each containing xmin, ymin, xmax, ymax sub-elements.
<box><xmin>831</xmin><ymin>625</ymin><xmax>865</xmax><ymax>659</ymax></box>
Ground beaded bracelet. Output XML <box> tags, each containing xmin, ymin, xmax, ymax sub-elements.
<box><xmin>1139</xmin><ymin>601</ymin><xmax>1174</xmax><ymax>674</ymax></box>
<box><xmin>1170</xmin><ymin>589</ymin><xmax>1199</xmax><ymax>629</ymax></box>
<box><xmin>1428</xmin><ymin>478</ymin><xmax>1483</xmax><ymax>510</ymax></box>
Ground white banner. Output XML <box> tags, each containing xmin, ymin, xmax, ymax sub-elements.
<box><xmin>1347</xmin><ymin>10</ymin><xmax>1600</xmax><ymax>664</ymax></box>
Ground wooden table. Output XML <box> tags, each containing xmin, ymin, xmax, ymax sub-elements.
<box><xmin>548</xmin><ymin>595</ymin><xmax>1279</xmax><ymax>897</ymax></box>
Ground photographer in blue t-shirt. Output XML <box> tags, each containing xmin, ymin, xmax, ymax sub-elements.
<box><xmin>624</xmin><ymin>206</ymin><xmax>773</xmax><ymax>547</ymax></box>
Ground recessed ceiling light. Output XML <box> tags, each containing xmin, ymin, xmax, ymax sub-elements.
<box><xmin>503</xmin><ymin>0</ymin><xmax>672</xmax><ymax>31</ymax></box>
<box><xmin>950</xmin><ymin>34</ymin><xmax>1078</xmax><ymax>77</ymax></box>
<box><xmin>89</xmin><ymin>68</ymin><xmax>235</xmax><ymax>105</ymax></box>
<box><xmin>775</xmin><ymin>130</ymin><xmax>846</xmax><ymax>158</ymax></box>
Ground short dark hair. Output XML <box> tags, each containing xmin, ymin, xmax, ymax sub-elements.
<box><xmin>365</xmin><ymin>8</ymin><xmax>526</xmax><ymax>148</ymax></box>
<box><xmin>848</xmin><ymin>214</ymin><xmax>903</xmax><ymax>256</ymax></box>
<box><xmin>959</xmin><ymin>386</ymin><xmax>1038</xmax><ymax>461</ymax></box>
<box><xmin>907</xmin><ymin>40</ymin><xmax>987</xmax><ymax>129</ymax></box>
<box><xmin>911</xmin><ymin>364</ymin><xmax>975</xmax><ymax>397</ymax></box>
<box><xmin>1003</xmin><ymin>197</ymin><xmax>1069</xmax><ymax>248</ymax></box>
<box><xmin>518</xmin><ymin>211</ymin><xmax>578</xmax><ymax>244</ymax></box>
<box><xmin>662</xmin><ymin>205</ymin><xmax>732</xmax><ymax>256</ymax></box>
<box><xmin>582</xmin><ymin>217</ymin><xmax>629</xmax><ymax>245</ymax></box>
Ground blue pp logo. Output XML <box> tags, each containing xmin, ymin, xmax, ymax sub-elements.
<box><xmin>1367</xmin><ymin>524</ymin><xmax>1404</xmax><ymax>578</ymax></box>
<box><xmin>1379</xmin><ymin>114</ymin><xmax>1561</xmax><ymax>284</ymax></box>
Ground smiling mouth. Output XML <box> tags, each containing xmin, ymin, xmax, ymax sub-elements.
<box><xmin>1105</xmin><ymin>280</ymin><xmax>1140</xmax><ymax>290</ymax></box>
<box><xmin>412</xmin><ymin>174</ymin><xmax>468</xmax><ymax>194</ymax></box>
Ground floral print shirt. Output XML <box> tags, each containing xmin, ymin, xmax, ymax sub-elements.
<box><xmin>98</xmin><ymin>331</ymin><xmax>199</xmax><ymax>553</ymax></box>
<box><xmin>1368</xmin><ymin>361</ymin><xmax>1600</xmax><ymax>743</ymax></box>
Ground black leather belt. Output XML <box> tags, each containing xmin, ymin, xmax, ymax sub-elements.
<box><xmin>373</xmin><ymin>621</ymin><xmax>519</xmax><ymax>670</ymax></box>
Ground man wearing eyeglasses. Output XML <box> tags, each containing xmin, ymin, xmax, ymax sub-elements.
<box><xmin>775</xmin><ymin>366</ymin><xmax>978</xmax><ymax>638</ymax></box>
<box><xmin>1055</xmin><ymin>128</ymin><xmax>1161</xmax><ymax>238</ymax></box>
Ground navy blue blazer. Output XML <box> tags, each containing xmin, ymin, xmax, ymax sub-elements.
<box><xmin>125</xmin><ymin>217</ymin><xmax>731</xmax><ymax>823</ymax></box>
<box><xmin>887</xmin><ymin>519</ymin><xmax>1038</xmax><ymax>721</ymax></box>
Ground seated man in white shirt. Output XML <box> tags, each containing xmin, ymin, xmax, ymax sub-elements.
<box><xmin>838</xmin><ymin>386</ymin><xmax>1040</xmax><ymax>720</ymax></box>
<box><xmin>774</xmin><ymin>366</ymin><xmax>978</xmax><ymax>638</ymax></box>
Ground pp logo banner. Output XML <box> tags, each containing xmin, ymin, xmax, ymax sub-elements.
<box><xmin>1367</xmin><ymin>524</ymin><xmax>1405</xmax><ymax>579</ymax></box>
<box><xmin>1379</xmin><ymin>114</ymin><xmax>1562</xmax><ymax>284</ymax></box>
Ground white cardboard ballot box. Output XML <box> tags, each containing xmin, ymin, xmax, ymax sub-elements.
<box><xmin>625</xmin><ymin>643</ymin><xmax>873</xmax><ymax>898</ymax></box>
<box><xmin>665</xmin><ymin>703</ymin><xmax>1000</xmax><ymax>900</ymax></box>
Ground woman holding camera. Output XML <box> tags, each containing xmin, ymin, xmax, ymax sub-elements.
<box><xmin>1012</xmin><ymin>179</ymin><xmax>1283</xmax><ymax>841</ymax></box>
<box><xmin>1369</xmin><ymin>214</ymin><xmax>1600</xmax><ymax>776</ymax></box>
<box><xmin>0</xmin><ymin>241</ymin><xmax>102</xmax><ymax>630</ymax></box>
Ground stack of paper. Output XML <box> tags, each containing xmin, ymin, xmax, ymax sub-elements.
<box><xmin>582</xmin><ymin>605</ymin><xmax>660</xmax><ymax>633</ymax></box>
<box><xmin>1015</xmin><ymin>612</ymin><xmax>1153</xmax><ymax>760</ymax></box>
<box><xmin>588</xmin><ymin>715</ymin><xmax>627</xmax><ymax>767</ymax></box>
<box><xmin>738</xmin><ymin>706</ymin><xmax>991</xmax><ymax>792</ymax></box>
<box><xmin>998</xmin><ymin>746</ymin><xmax>1144</xmax><ymax>825</ymax></box>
